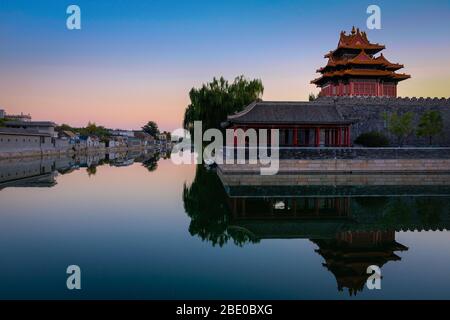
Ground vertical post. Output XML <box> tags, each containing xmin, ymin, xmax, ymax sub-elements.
<box><xmin>315</xmin><ymin>127</ymin><xmax>320</xmax><ymax>147</ymax></box>
<box><xmin>344</xmin><ymin>128</ymin><xmax>347</xmax><ymax>147</ymax></box>
<box><xmin>347</xmin><ymin>127</ymin><xmax>351</xmax><ymax>146</ymax></box>
<box><xmin>293</xmin><ymin>127</ymin><xmax>298</xmax><ymax>146</ymax></box>
<box><xmin>346</xmin><ymin>127</ymin><xmax>350</xmax><ymax>146</ymax></box>
<box><xmin>337</xmin><ymin>127</ymin><xmax>342</xmax><ymax>147</ymax></box>
<box><xmin>346</xmin><ymin>127</ymin><xmax>349</xmax><ymax>146</ymax></box>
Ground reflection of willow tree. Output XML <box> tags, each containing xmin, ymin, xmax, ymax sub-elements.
<box><xmin>142</xmin><ymin>153</ymin><xmax>160</xmax><ymax>172</ymax></box>
<box><xmin>86</xmin><ymin>166</ymin><xmax>97</xmax><ymax>177</ymax></box>
<box><xmin>183</xmin><ymin>166</ymin><xmax>258</xmax><ymax>247</ymax></box>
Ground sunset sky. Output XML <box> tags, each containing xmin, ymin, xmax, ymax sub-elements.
<box><xmin>0</xmin><ymin>0</ymin><xmax>449</xmax><ymax>131</ymax></box>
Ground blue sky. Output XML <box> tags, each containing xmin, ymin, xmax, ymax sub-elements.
<box><xmin>0</xmin><ymin>0</ymin><xmax>449</xmax><ymax>129</ymax></box>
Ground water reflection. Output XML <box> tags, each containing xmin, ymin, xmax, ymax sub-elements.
<box><xmin>0</xmin><ymin>150</ymin><xmax>164</xmax><ymax>190</ymax></box>
<box><xmin>183</xmin><ymin>166</ymin><xmax>450</xmax><ymax>295</ymax></box>
<box><xmin>1</xmin><ymin>156</ymin><xmax>449</xmax><ymax>297</ymax></box>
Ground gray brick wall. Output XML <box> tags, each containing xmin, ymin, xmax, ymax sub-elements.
<box><xmin>321</xmin><ymin>96</ymin><xmax>450</xmax><ymax>146</ymax></box>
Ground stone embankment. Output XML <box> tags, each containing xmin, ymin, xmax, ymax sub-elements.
<box><xmin>218</xmin><ymin>147</ymin><xmax>450</xmax><ymax>174</ymax></box>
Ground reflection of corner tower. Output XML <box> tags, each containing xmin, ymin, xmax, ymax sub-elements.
<box><xmin>311</xmin><ymin>27</ymin><xmax>410</xmax><ymax>97</ymax></box>
<box><xmin>312</xmin><ymin>230</ymin><xmax>408</xmax><ymax>296</ymax></box>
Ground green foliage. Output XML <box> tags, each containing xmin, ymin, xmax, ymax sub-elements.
<box><xmin>86</xmin><ymin>165</ymin><xmax>97</xmax><ymax>177</ymax></box>
<box><xmin>183</xmin><ymin>75</ymin><xmax>264</xmax><ymax>132</ymax></box>
<box><xmin>0</xmin><ymin>118</ymin><xmax>5</xmax><ymax>127</ymax></box>
<box><xmin>417</xmin><ymin>110</ymin><xmax>443</xmax><ymax>145</ymax></box>
<box><xmin>142</xmin><ymin>153</ymin><xmax>160</xmax><ymax>172</ymax></box>
<box><xmin>354</xmin><ymin>131</ymin><xmax>389</xmax><ymax>147</ymax></box>
<box><xmin>78</xmin><ymin>122</ymin><xmax>111</xmax><ymax>139</ymax></box>
<box><xmin>142</xmin><ymin>121</ymin><xmax>160</xmax><ymax>138</ymax></box>
<box><xmin>56</xmin><ymin>123</ymin><xmax>74</xmax><ymax>132</ymax></box>
<box><xmin>383</xmin><ymin>112</ymin><xmax>415</xmax><ymax>146</ymax></box>
<box><xmin>308</xmin><ymin>93</ymin><xmax>317</xmax><ymax>101</ymax></box>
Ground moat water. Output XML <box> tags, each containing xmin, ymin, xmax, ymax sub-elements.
<box><xmin>0</xmin><ymin>151</ymin><xmax>449</xmax><ymax>299</ymax></box>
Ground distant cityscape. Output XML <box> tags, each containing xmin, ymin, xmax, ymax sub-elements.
<box><xmin>0</xmin><ymin>108</ymin><xmax>172</xmax><ymax>159</ymax></box>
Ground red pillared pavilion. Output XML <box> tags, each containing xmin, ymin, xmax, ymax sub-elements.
<box><xmin>311</xmin><ymin>27</ymin><xmax>410</xmax><ymax>97</ymax></box>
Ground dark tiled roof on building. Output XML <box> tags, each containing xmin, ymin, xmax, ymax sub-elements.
<box><xmin>226</xmin><ymin>101</ymin><xmax>353</xmax><ymax>125</ymax></box>
<box><xmin>4</xmin><ymin>121</ymin><xmax>56</xmax><ymax>127</ymax></box>
<box><xmin>0</xmin><ymin>127</ymin><xmax>51</xmax><ymax>136</ymax></box>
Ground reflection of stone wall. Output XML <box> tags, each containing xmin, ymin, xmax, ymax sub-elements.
<box><xmin>0</xmin><ymin>157</ymin><xmax>55</xmax><ymax>184</ymax></box>
<box><xmin>218</xmin><ymin>171</ymin><xmax>450</xmax><ymax>187</ymax></box>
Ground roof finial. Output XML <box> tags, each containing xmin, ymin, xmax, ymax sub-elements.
<box><xmin>351</xmin><ymin>26</ymin><xmax>356</xmax><ymax>35</ymax></box>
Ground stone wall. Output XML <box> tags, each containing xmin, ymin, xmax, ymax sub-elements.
<box><xmin>0</xmin><ymin>133</ymin><xmax>48</xmax><ymax>152</ymax></box>
<box><xmin>315</xmin><ymin>96</ymin><xmax>450</xmax><ymax>146</ymax></box>
<box><xmin>278</xmin><ymin>147</ymin><xmax>450</xmax><ymax>160</ymax></box>
<box><xmin>218</xmin><ymin>158</ymin><xmax>450</xmax><ymax>174</ymax></box>
<box><xmin>223</xmin><ymin>146</ymin><xmax>450</xmax><ymax>160</ymax></box>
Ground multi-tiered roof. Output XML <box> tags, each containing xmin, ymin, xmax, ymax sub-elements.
<box><xmin>311</xmin><ymin>27</ymin><xmax>410</xmax><ymax>97</ymax></box>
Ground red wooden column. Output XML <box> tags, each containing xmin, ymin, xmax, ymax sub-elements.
<box><xmin>315</xmin><ymin>127</ymin><xmax>320</xmax><ymax>147</ymax></box>
<box><xmin>346</xmin><ymin>127</ymin><xmax>350</xmax><ymax>146</ymax></box>
<box><xmin>337</xmin><ymin>127</ymin><xmax>342</xmax><ymax>147</ymax></box>
<box><xmin>293</xmin><ymin>127</ymin><xmax>298</xmax><ymax>146</ymax></box>
<box><xmin>347</xmin><ymin>127</ymin><xmax>351</xmax><ymax>146</ymax></box>
<box><xmin>343</xmin><ymin>128</ymin><xmax>347</xmax><ymax>146</ymax></box>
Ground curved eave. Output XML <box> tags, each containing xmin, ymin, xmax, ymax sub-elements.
<box><xmin>324</xmin><ymin>45</ymin><xmax>385</xmax><ymax>58</ymax></box>
<box><xmin>348</xmin><ymin>61</ymin><xmax>403</xmax><ymax>69</ymax></box>
<box><xmin>311</xmin><ymin>71</ymin><xmax>411</xmax><ymax>85</ymax></box>
<box><xmin>228</xmin><ymin>120</ymin><xmax>355</xmax><ymax>126</ymax></box>
<box><xmin>393</xmin><ymin>74</ymin><xmax>411</xmax><ymax>81</ymax></box>
<box><xmin>317</xmin><ymin>62</ymin><xmax>405</xmax><ymax>74</ymax></box>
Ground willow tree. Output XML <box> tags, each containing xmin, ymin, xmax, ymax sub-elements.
<box><xmin>182</xmin><ymin>75</ymin><xmax>264</xmax><ymax>133</ymax></box>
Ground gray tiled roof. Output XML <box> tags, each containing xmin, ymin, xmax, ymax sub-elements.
<box><xmin>227</xmin><ymin>101</ymin><xmax>352</xmax><ymax>125</ymax></box>
<box><xmin>4</xmin><ymin>121</ymin><xmax>56</xmax><ymax>127</ymax></box>
<box><xmin>0</xmin><ymin>127</ymin><xmax>51</xmax><ymax>136</ymax></box>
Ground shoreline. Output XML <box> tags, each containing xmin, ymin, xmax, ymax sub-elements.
<box><xmin>0</xmin><ymin>145</ymin><xmax>158</xmax><ymax>160</ymax></box>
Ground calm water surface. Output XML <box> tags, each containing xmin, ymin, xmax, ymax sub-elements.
<box><xmin>0</xmin><ymin>152</ymin><xmax>449</xmax><ymax>299</ymax></box>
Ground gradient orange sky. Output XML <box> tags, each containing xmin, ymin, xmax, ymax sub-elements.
<box><xmin>1</xmin><ymin>0</ymin><xmax>449</xmax><ymax>131</ymax></box>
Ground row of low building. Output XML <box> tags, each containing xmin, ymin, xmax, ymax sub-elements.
<box><xmin>0</xmin><ymin>109</ymin><xmax>170</xmax><ymax>157</ymax></box>
<box><xmin>58</xmin><ymin>129</ymin><xmax>163</xmax><ymax>149</ymax></box>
